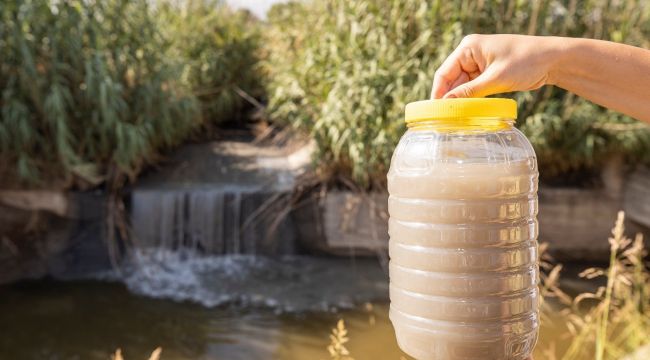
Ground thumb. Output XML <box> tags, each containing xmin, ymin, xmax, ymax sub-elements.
<box><xmin>443</xmin><ymin>72</ymin><xmax>497</xmax><ymax>99</ymax></box>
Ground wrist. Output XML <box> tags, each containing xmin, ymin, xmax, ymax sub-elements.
<box><xmin>544</xmin><ymin>37</ymin><xmax>579</xmax><ymax>87</ymax></box>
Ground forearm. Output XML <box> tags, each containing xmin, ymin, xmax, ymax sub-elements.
<box><xmin>547</xmin><ymin>37</ymin><xmax>650</xmax><ymax>123</ymax></box>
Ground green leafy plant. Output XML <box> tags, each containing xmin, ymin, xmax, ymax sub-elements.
<box><xmin>266</xmin><ymin>0</ymin><xmax>650</xmax><ymax>188</ymax></box>
<box><xmin>158</xmin><ymin>0</ymin><xmax>264</xmax><ymax>127</ymax></box>
<box><xmin>0</xmin><ymin>0</ymin><xmax>264</xmax><ymax>189</ymax></box>
<box><xmin>0</xmin><ymin>0</ymin><xmax>200</xmax><ymax>188</ymax></box>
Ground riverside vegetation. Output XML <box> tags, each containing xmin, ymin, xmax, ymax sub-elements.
<box><xmin>266</xmin><ymin>0</ymin><xmax>650</xmax><ymax>187</ymax></box>
<box><xmin>2</xmin><ymin>0</ymin><xmax>650</xmax><ymax>189</ymax></box>
<box><xmin>0</xmin><ymin>0</ymin><xmax>262</xmax><ymax>188</ymax></box>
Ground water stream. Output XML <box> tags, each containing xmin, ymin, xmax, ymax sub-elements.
<box><xmin>131</xmin><ymin>188</ymin><xmax>294</xmax><ymax>256</ymax></box>
<box><xmin>0</xmin><ymin>255</ymin><xmax>571</xmax><ymax>360</ymax></box>
<box><xmin>0</xmin><ymin>256</ymin><xmax>397</xmax><ymax>360</ymax></box>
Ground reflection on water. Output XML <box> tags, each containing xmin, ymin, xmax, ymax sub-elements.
<box><xmin>0</xmin><ymin>282</ymin><xmax>402</xmax><ymax>360</ymax></box>
<box><xmin>0</xmin><ymin>256</ymin><xmax>399</xmax><ymax>360</ymax></box>
<box><xmin>0</xmin><ymin>255</ymin><xmax>569</xmax><ymax>360</ymax></box>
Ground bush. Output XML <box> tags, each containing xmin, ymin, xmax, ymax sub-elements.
<box><xmin>0</xmin><ymin>0</ymin><xmax>200</xmax><ymax>188</ymax></box>
<box><xmin>266</xmin><ymin>0</ymin><xmax>650</xmax><ymax>188</ymax></box>
<box><xmin>159</xmin><ymin>0</ymin><xmax>264</xmax><ymax>127</ymax></box>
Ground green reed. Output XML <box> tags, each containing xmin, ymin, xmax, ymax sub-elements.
<box><xmin>0</xmin><ymin>0</ymin><xmax>261</xmax><ymax>188</ymax></box>
<box><xmin>265</xmin><ymin>0</ymin><xmax>650</xmax><ymax>188</ymax></box>
<box><xmin>158</xmin><ymin>0</ymin><xmax>264</xmax><ymax>128</ymax></box>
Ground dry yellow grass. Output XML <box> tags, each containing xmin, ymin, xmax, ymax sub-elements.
<box><xmin>328</xmin><ymin>319</ymin><xmax>354</xmax><ymax>360</ymax></box>
<box><xmin>111</xmin><ymin>347</ymin><xmax>162</xmax><ymax>360</ymax></box>
<box><xmin>540</xmin><ymin>211</ymin><xmax>650</xmax><ymax>360</ymax></box>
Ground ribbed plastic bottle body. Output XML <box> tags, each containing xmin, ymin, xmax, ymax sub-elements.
<box><xmin>388</xmin><ymin>125</ymin><xmax>539</xmax><ymax>360</ymax></box>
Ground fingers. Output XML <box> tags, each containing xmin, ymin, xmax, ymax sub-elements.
<box><xmin>431</xmin><ymin>35</ymin><xmax>484</xmax><ymax>99</ymax></box>
<box><xmin>431</xmin><ymin>59</ymin><xmax>460</xmax><ymax>99</ymax></box>
<box><xmin>448</xmin><ymin>72</ymin><xmax>469</xmax><ymax>92</ymax></box>
<box><xmin>443</xmin><ymin>70</ymin><xmax>498</xmax><ymax>99</ymax></box>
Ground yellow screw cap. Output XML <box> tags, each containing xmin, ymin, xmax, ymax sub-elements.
<box><xmin>405</xmin><ymin>98</ymin><xmax>517</xmax><ymax>124</ymax></box>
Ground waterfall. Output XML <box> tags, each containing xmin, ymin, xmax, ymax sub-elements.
<box><xmin>131</xmin><ymin>187</ymin><xmax>295</xmax><ymax>256</ymax></box>
<box><xmin>121</xmin><ymin>140</ymin><xmax>316</xmax><ymax>308</ymax></box>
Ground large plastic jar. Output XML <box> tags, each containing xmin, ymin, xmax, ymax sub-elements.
<box><xmin>388</xmin><ymin>98</ymin><xmax>539</xmax><ymax>360</ymax></box>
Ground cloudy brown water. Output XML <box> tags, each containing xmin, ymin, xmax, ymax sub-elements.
<box><xmin>0</xmin><ymin>279</ymin><xmax>404</xmax><ymax>360</ymax></box>
<box><xmin>0</xmin><ymin>257</ymin><xmax>571</xmax><ymax>360</ymax></box>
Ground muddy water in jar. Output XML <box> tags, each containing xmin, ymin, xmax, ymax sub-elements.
<box><xmin>388</xmin><ymin>98</ymin><xmax>539</xmax><ymax>360</ymax></box>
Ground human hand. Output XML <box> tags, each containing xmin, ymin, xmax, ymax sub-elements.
<box><xmin>431</xmin><ymin>34</ymin><xmax>559</xmax><ymax>99</ymax></box>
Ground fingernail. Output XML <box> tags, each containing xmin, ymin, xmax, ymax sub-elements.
<box><xmin>446</xmin><ymin>94</ymin><xmax>457</xmax><ymax>99</ymax></box>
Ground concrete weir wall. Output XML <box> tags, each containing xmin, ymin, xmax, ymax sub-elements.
<box><xmin>0</xmin><ymin>191</ymin><xmax>110</xmax><ymax>284</ymax></box>
<box><xmin>1</xmin><ymin>137</ymin><xmax>649</xmax><ymax>284</ymax></box>
<box><xmin>300</xmin><ymin>181</ymin><xmax>650</xmax><ymax>262</ymax></box>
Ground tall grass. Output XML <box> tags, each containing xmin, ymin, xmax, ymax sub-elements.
<box><xmin>0</xmin><ymin>0</ymin><xmax>262</xmax><ymax>189</ymax></box>
<box><xmin>158</xmin><ymin>0</ymin><xmax>264</xmax><ymax>127</ymax></box>
<box><xmin>5</xmin><ymin>0</ymin><xmax>650</xmax><ymax>190</ymax></box>
<box><xmin>540</xmin><ymin>212</ymin><xmax>650</xmax><ymax>360</ymax></box>
<box><xmin>266</xmin><ymin>0</ymin><xmax>650</xmax><ymax>188</ymax></box>
<box><xmin>0</xmin><ymin>0</ymin><xmax>200</xmax><ymax>188</ymax></box>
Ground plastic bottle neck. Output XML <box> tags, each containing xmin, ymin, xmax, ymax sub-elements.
<box><xmin>406</xmin><ymin>117</ymin><xmax>515</xmax><ymax>132</ymax></box>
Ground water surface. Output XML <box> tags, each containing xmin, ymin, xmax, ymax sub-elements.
<box><xmin>0</xmin><ymin>255</ymin><xmax>572</xmax><ymax>359</ymax></box>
